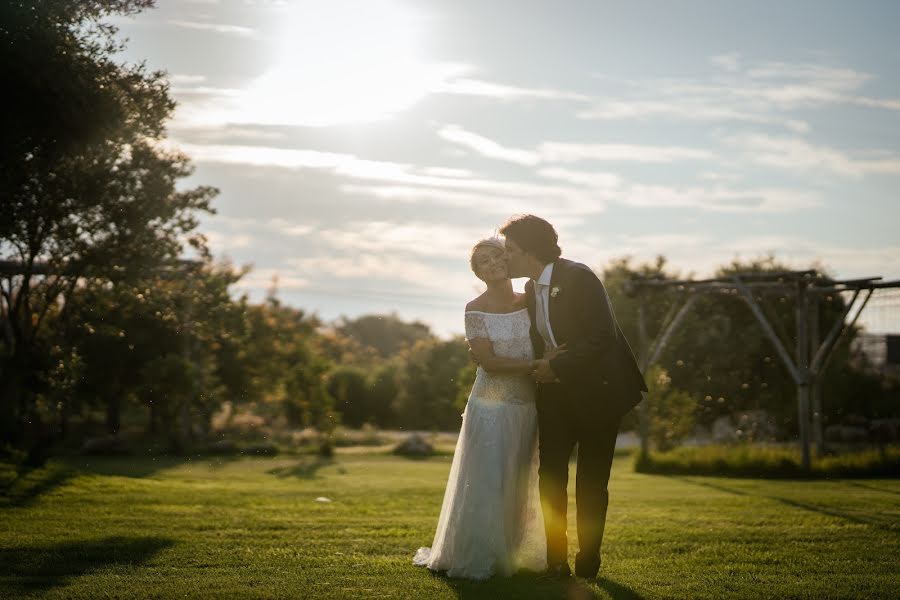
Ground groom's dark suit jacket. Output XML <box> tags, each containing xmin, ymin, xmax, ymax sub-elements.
<box><xmin>525</xmin><ymin>258</ymin><xmax>647</xmax><ymax>417</ymax></box>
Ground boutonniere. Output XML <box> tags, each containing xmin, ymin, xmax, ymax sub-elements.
<box><xmin>550</xmin><ymin>286</ymin><xmax>562</xmax><ymax>298</ymax></box>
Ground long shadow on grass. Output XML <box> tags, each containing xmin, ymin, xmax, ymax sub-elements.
<box><xmin>676</xmin><ymin>477</ymin><xmax>897</xmax><ymax>532</ymax></box>
<box><xmin>843</xmin><ymin>480</ymin><xmax>900</xmax><ymax>497</ymax></box>
<box><xmin>62</xmin><ymin>455</ymin><xmax>193</xmax><ymax>478</ymax></box>
<box><xmin>430</xmin><ymin>571</ymin><xmax>643</xmax><ymax>600</ymax></box>
<box><xmin>0</xmin><ymin>462</ymin><xmax>74</xmax><ymax>508</ymax></box>
<box><xmin>0</xmin><ymin>535</ymin><xmax>174</xmax><ymax>596</ymax></box>
<box><xmin>267</xmin><ymin>456</ymin><xmax>335</xmax><ymax>479</ymax></box>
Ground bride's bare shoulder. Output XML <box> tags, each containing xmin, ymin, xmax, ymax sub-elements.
<box><xmin>513</xmin><ymin>292</ymin><xmax>528</xmax><ymax>310</ymax></box>
<box><xmin>465</xmin><ymin>293</ymin><xmax>488</xmax><ymax>312</ymax></box>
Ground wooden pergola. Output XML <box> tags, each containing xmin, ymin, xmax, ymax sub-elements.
<box><xmin>630</xmin><ymin>270</ymin><xmax>900</xmax><ymax>468</ymax></box>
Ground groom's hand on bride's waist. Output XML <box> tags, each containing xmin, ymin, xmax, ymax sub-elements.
<box><xmin>531</xmin><ymin>359</ymin><xmax>559</xmax><ymax>383</ymax></box>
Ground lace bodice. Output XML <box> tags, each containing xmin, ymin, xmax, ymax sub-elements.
<box><xmin>464</xmin><ymin>309</ymin><xmax>535</xmax><ymax>405</ymax></box>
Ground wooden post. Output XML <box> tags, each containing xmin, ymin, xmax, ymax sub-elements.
<box><xmin>179</xmin><ymin>282</ymin><xmax>194</xmax><ymax>452</ymax></box>
<box><xmin>809</xmin><ymin>298</ymin><xmax>824</xmax><ymax>455</ymax></box>
<box><xmin>734</xmin><ymin>278</ymin><xmax>802</xmax><ymax>384</ymax></box>
<box><xmin>796</xmin><ymin>280</ymin><xmax>811</xmax><ymax>470</ymax></box>
<box><xmin>637</xmin><ymin>299</ymin><xmax>650</xmax><ymax>461</ymax></box>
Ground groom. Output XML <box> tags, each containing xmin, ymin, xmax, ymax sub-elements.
<box><xmin>500</xmin><ymin>214</ymin><xmax>647</xmax><ymax>579</ymax></box>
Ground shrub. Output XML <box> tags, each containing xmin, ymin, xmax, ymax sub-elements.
<box><xmin>646</xmin><ymin>366</ymin><xmax>696</xmax><ymax>451</ymax></box>
<box><xmin>635</xmin><ymin>444</ymin><xmax>900</xmax><ymax>478</ymax></box>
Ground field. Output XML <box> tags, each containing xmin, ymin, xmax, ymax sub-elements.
<box><xmin>1</xmin><ymin>452</ymin><xmax>899</xmax><ymax>599</ymax></box>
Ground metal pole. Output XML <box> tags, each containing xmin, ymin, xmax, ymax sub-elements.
<box><xmin>796</xmin><ymin>280</ymin><xmax>811</xmax><ymax>470</ymax></box>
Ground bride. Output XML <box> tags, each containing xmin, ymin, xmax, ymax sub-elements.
<box><xmin>414</xmin><ymin>237</ymin><xmax>563</xmax><ymax>579</ymax></box>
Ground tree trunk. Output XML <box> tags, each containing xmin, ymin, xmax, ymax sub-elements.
<box><xmin>105</xmin><ymin>390</ymin><xmax>121</xmax><ymax>435</ymax></box>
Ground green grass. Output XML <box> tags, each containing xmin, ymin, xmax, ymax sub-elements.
<box><xmin>635</xmin><ymin>444</ymin><xmax>900</xmax><ymax>478</ymax></box>
<box><xmin>1</xmin><ymin>453</ymin><xmax>899</xmax><ymax>599</ymax></box>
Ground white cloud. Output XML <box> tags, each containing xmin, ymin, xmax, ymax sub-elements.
<box><xmin>698</xmin><ymin>171</ymin><xmax>743</xmax><ymax>183</ymax></box>
<box><xmin>420</xmin><ymin>167</ymin><xmax>473</xmax><ymax>178</ymax></box>
<box><xmin>619</xmin><ymin>184</ymin><xmax>820</xmax><ymax>213</ymax></box>
<box><xmin>168</xmin><ymin>20</ymin><xmax>255</xmax><ymax>36</ymax></box>
<box><xmin>724</xmin><ymin>133</ymin><xmax>900</xmax><ymax>178</ymax></box>
<box><xmin>434</xmin><ymin>78</ymin><xmax>588</xmax><ymax>101</ymax></box>
<box><xmin>204</xmin><ymin>230</ymin><xmax>254</xmax><ymax>252</ymax></box>
<box><xmin>340</xmin><ymin>183</ymin><xmax>603</xmax><ymax>218</ymax></box>
<box><xmin>287</xmin><ymin>254</ymin><xmax>472</xmax><ymax>294</ymax></box>
<box><xmin>169</xmin><ymin>74</ymin><xmax>207</xmax><ymax>84</ymax></box>
<box><xmin>170</xmin><ymin>86</ymin><xmax>243</xmax><ymax>97</ymax></box>
<box><xmin>580</xmin><ymin>58</ymin><xmax>900</xmax><ymax>133</ymax></box>
<box><xmin>710</xmin><ymin>53</ymin><xmax>741</xmax><ymax>73</ymax></box>
<box><xmin>174</xmin><ymin>140</ymin><xmax>601</xmax><ymax>215</ymax></box>
<box><xmin>438</xmin><ymin>125</ymin><xmax>539</xmax><ymax>166</ymax></box>
<box><xmin>536</xmin><ymin>168</ymin><xmax>622</xmax><ymax>188</ymax></box>
<box><xmin>538</xmin><ymin>142</ymin><xmax>714</xmax><ymax>163</ymax></box>
<box><xmin>577</xmin><ymin>99</ymin><xmax>810</xmax><ymax>132</ymax></box>
<box><xmin>316</xmin><ymin>221</ymin><xmax>485</xmax><ymax>259</ymax></box>
<box><xmin>435</xmin><ymin>125</ymin><xmax>712</xmax><ymax>168</ymax></box>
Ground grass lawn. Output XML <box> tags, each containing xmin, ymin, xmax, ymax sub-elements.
<box><xmin>1</xmin><ymin>452</ymin><xmax>898</xmax><ymax>599</ymax></box>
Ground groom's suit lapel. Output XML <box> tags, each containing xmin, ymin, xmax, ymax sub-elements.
<box><xmin>524</xmin><ymin>279</ymin><xmax>544</xmax><ymax>358</ymax></box>
<box><xmin>548</xmin><ymin>258</ymin><xmax>564</xmax><ymax>336</ymax></box>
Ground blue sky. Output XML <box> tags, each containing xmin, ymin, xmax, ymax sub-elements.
<box><xmin>111</xmin><ymin>0</ymin><xmax>900</xmax><ymax>335</ymax></box>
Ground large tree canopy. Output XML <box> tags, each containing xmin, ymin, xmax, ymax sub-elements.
<box><xmin>0</xmin><ymin>0</ymin><xmax>217</xmax><ymax>444</ymax></box>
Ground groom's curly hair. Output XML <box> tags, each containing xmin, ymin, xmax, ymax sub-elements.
<box><xmin>499</xmin><ymin>215</ymin><xmax>561</xmax><ymax>263</ymax></box>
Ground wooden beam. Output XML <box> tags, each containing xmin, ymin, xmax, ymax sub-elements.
<box><xmin>810</xmin><ymin>289</ymin><xmax>860</xmax><ymax>375</ymax></box>
<box><xmin>820</xmin><ymin>289</ymin><xmax>874</xmax><ymax>376</ymax></box>
<box><xmin>733</xmin><ymin>277</ymin><xmax>803</xmax><ymax>384</ymax></box>
<box><xmin>647</xmin><ymin>294</ymin><xmax>699</xmax><ymax>368</ymax></box>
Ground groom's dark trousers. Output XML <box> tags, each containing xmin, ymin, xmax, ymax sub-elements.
<box><xmin>536</xmin><ymin>385</ymin><xmax>621</xmax><ymax>575</ymax></box>
<box><xmin>525</xmin><ymin>258</ymin><xmax>646</xmax><ymax>576</ymax></box>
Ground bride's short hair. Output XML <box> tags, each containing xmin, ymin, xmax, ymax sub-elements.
<box><xmin>469</xmin><ymin>236</ymin><xmax>505</xmax><ymax>275</ymax></box>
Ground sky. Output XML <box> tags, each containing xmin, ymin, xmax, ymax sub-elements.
<box><xmin>109</xmin><ymin>0</ymin><xmax>900</xmax><ymax>336</ymax></box>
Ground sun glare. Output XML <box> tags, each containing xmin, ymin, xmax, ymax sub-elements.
<box><xmin>229</xmin><ymin>0</ymin><xmax>450</xmax><ymax>127</ymax></box>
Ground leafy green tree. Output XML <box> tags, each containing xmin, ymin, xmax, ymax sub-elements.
<box><xmin>366</xmin><ymin>361</ymin><xmax>402</xmax><ymax>428</ymax></box>
<box><xmin>394</xmin><ymin>337</ymin><xmax>470</xmax><ymax>430</ymax></box>
<box><xmin>62</xmin><ymin>262</ymin><xmax>245</xmax><ymax>448</ymax></box>
<box><xmin>326</xmin><ymin>366</ymin><xmax>370</xmax><ymax>428</ymax></box>
<box><xmin>0</xmin><ymin>0</ymin><xmax>216</xmax><ymax>445</ymax></box>
<box><xmin>335</xmin><ymin>314</ymin><xmax>433</xmax><ymax>358</ymax></box>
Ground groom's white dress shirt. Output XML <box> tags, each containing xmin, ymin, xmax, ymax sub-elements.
<box><xmin>533</xmin><ymin>262</ymin><xmax>559</xmax><ymax>350</ymax></box>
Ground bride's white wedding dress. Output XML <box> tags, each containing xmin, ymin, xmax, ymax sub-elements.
<box><xmin>413</xmin><ymin>309</ymin><xmax>546</xmax><ymax>579</ymax></box>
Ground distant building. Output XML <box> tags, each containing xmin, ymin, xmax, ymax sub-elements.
<box><xmin>854</xmin><ymin>333</ymin><xmax>900</xmax><ymax>376</ymax></box>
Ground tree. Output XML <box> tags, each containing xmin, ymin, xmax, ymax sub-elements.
<box><xmin>366</xmin><ymin>361</ymin><xmax>402</xmax><ymax>428</ymax></box>
<box><xmin>335</xmin><ymin>314</ymin><xmax>433</xmax><ymax>358</ymax></box>
<box><xmin>326</xmin><ymin>366</ymin><xmax>370</xmax><ymax>428</ymax></box>
<box><xmin>0</xmin><ymin>1</ymin><xmax>217</xmax><ymax>444</ymax></box>
<box><xmin>394</xmin><ymin>337</ymin><xmax>470</xmax><ymax>430</ymax></box>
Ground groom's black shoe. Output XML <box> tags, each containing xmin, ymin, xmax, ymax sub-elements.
<box><xmin>542</xmin><ymin>563</ymin><xmax>572</xmax><ymax>579</ymax></box>
<box><xmin>574</xmin><ymin>554</ymin><xmax>601</xmax><ymax>579</ymax></box>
